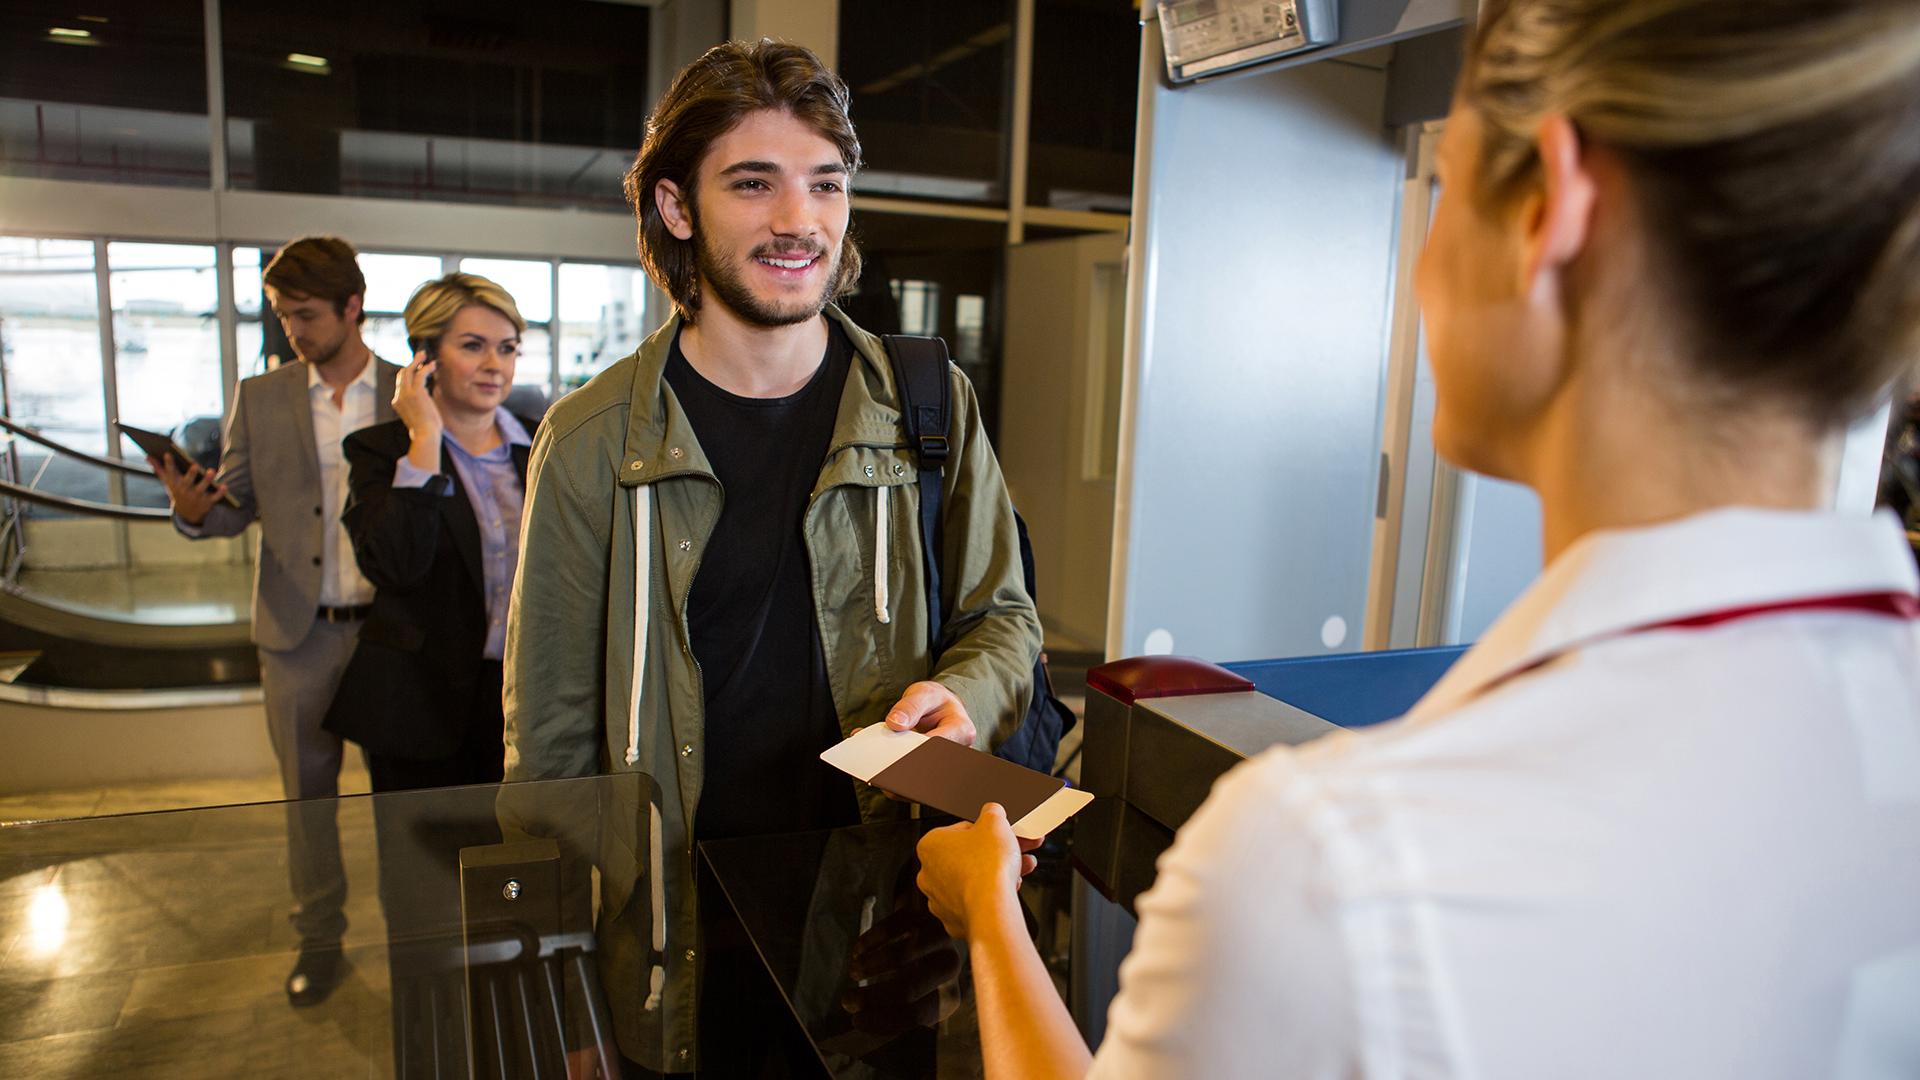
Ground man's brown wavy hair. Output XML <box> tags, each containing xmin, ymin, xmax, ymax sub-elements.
<box><xmin>624</xmin><ymin>39</ymin><xmax>864</xmax><ymax>322</ymax></box>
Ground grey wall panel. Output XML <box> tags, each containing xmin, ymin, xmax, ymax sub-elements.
<box><xmin>1119</xmin><ymin>59</ymin><xmax>1402</xmax><ymax>663</ymax></box>
<box><xmin>1448</xmin><ymin>473</ymin><xmax>1542</xmax><ymax>643</ymax></box>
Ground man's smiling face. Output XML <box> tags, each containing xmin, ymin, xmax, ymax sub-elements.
<box><xmin>675</xmin><ymin>108</ymin><xmax>852</xmax><ymax>326</ymax></box>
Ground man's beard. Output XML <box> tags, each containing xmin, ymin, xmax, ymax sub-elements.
<box><xmin>695</xmin><ymin>228</ymin><xmax>840</xmax><ymax>328</ymax></box>
<box><xmin>297</xmin><ymin>332</ymin><xmax>346</xmax><ymax>366</ymax></box>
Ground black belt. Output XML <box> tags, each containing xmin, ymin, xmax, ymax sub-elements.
<box><xmin>316</xmin><ymin>604</ymin><xmax>372</xmax><ymax>624</ymax></box>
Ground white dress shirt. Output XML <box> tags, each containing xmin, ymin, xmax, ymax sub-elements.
<box><xmin>308</xmin><ymin>356</ymin><xmax>379</xmax><ymax>608</ymax></box>
<box><xmin>1089</xmin><ymin>508</ymin><xmax>1920</xmax><ymax>1080</ymax></box>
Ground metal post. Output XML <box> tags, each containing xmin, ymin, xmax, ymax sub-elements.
<box><xmin>549</xmin><ymin>258</ymin><xmax>562</xmax><ymax>404</ymax></box>
<box><xmin>1007</xmin><ymin>0</ymin><xmax>1037</xmax><ymax>245</ymax></box>
<box><xmin>93</xmin><ymin>238</ymin><xmax>130</xmax><ymax>564</ymax></box>
<box><xmin>216</xmin><ymin>242</ymin><xmax>239</xmax><ymax>413</ymax></box>
<box><xmin>204</xmin><ymin>0</ymin><xmax>228</xmax><ymax>195</ymax></box>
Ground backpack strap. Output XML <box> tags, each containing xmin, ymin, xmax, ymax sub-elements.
<box><xmin>881</xmin><ymin>334</ymin><xmax>953</xmax><ymax>659</ymax></box>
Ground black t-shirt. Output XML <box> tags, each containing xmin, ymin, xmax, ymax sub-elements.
<box><xmin>666</xmin><ymin>323</ymin><xmax>861</xmax><ymax>842</ymax></box>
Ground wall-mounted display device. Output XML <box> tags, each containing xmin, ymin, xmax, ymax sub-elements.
<box><xmin>1157</xmin><ymin>0</ymin><xmax>1340</xmax><ymax>83</ymax></box>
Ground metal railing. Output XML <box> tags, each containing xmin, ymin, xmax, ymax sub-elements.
<box><xmin>0</xmin><ymin>414</ymin><xmax>190</xmax><ymax>593</ymax></box>
<box><xmin>0</xmin><ymin>416</ymin><xmax>172</xmax><ymax>524</ymax></box>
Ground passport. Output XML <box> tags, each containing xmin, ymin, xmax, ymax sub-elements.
<box><xmin>820</xmin><ymin>725</ymin><xmax>1093</xmax><ymax>839</ymax></box>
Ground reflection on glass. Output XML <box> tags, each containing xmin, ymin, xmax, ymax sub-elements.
<box><xmin>838</xmin><ymin>0</ymin><xmax>1013</xmax><ymax>205</ymax></box>
<box><xmin>891</xmin><ymin>280</ymin><xmax>941</xmax><ymax>336</ymax></box>
<box><xmin>955</xmin><ymin>294</ymin><xmax>986</xmax><ymax>369</ymax></box>
<box><xmin>460</xmin><ymin>257</ymin><xmax>553</xmax><ymax>387</ymax></box>
<box><xmin>558</xmin><ymin>262</ymin><xmax>647</xmax><ymax>391</ymax></box>
<box><xmin>107</xmin><ymin>242</ymin><xmax>223</xmax><ymax>438</ymax></box>
<box><xmin>0</xmin><ymin>1</ymin><xmax>211</xmax><ymax>187</ymax></box>
<box><xmin>0</xmin><ymin>236</ymin><xmax>107</xmax><ymax>451</ymax></box>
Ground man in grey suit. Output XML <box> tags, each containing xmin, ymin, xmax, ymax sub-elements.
<box><xmin>152</xmin><ymin>236</ymin><xmax>401</xmax><ymax>1006</ymax></box>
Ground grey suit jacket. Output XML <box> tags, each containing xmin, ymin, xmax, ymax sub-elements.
<box><xmin>174</xmin><ymin>358</ymin><xmax>400</xmax><ymax>651</ymax></box>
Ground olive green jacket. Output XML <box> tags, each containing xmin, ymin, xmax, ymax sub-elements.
<box><xmin>501</xmin><ymin>305</ymin><xmax>1042</xmax><ymax>1070</ymax></box>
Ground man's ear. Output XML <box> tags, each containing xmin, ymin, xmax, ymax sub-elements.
<box><xmin>343</xmin><ymin>292</ymin><xmax>365</xmax><ymax>325</ymax></box>
<box><xmin>1520</xmin><ymin>114</ymin><xmax>1597</xmax><ymax>298</ymax></box>
<box><xmin>655</xmin><ymin>178</ymin><xmax>695</xmax><ymax>242</ymax></box>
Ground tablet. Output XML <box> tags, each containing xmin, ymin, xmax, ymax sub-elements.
<box><xmin>116</xmin><ymin>421</ymin><xmax>241</xmax><ymax>508</ymax></box>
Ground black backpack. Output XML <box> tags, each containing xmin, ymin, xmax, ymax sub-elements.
<box><xmin>882</xmin><ymin>334</ymin><xmax>1078</xmax><ymax>776</ymax></box>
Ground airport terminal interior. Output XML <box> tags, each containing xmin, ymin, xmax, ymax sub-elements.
<box><xmin>1</xmin><ymin>0</ymin><xmax>1917</xmax><ymax>1076</ymax></box>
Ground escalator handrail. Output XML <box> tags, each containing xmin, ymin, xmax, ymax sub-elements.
<box><xmin>0</xmin><ymin>415</ymin><xmax>160</xmax><ymax>478</ymax></box>
<box><xmin>0</xmin><ymin>477</ymin><xmax>172</xmax><ymax>521</ymax></box>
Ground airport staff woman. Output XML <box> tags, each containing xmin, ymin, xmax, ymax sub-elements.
<box><xmin>325</xmin><ymin>272</ymin><xmax>539</xmax><ymax>791</ymax></box>
<box><xmin>917</xmin><ymin>1</ymin><xmax>1920</xmax><ymax>1076</ymax></box>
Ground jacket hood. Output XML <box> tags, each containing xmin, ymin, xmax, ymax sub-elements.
<box><xmin>616</xmin><ymin>304</ymin><xmax>910</xmax><ymax>490</ymax></box>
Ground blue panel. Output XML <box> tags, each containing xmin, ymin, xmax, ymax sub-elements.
<box><xmin>1224</xmin><ymin>645</ymin><xmax>1466</xmax><ymax>729</ymax></box>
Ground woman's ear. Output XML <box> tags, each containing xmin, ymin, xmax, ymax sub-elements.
<box><xmin>655</xmin><ymin>177</ymin><xmax>695</xmax><ymax>242</ymax></box>
<box><xmin>1520</xmin><ymin>114</ymin><xmax>1598</xmax><ymax>301</ymax></box>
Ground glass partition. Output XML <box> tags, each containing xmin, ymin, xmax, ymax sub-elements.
<box><xmin>0</xmin><ymin>773</ymin><xmax>650</xmax><ymax>1078</ymax></box>
<box><xmin>1028</xmin><ymin>0</ymin><xmax>1139</xmax><ymax>214</ymax></box>
<box><xmin>839</xmin><ymin>0</ymin><xmax>1016</xmax><ymax>207</ymax></box>
<box><xmin>219</xmin><ymin>0</ymin><xmax>650</xmax><ymax>210</ymax></box>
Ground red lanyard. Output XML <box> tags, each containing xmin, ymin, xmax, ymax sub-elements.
<box><xmin>1630</xmin><ymin>591</ymin><xmax>1920</xmax><ymax>635</ymax></box>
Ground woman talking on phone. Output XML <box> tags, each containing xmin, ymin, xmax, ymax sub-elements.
<box><xmin>916</xmin><ymin>0</ymin><xmax>1920</xmax><ymax>1076</ymax></box>
<box><xmin>324</xmin><ymin>272</ymin><xmax>538</xmax><ymax>792</ymax></box>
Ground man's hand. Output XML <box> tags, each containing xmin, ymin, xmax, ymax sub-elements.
<box><xmin>149</xmin><ymin>454</ymin><xmax>228</xmax><ymax>527</ymax></box>
<box><xmin>914</xmin><ymin>804</ymin><xmax>1041</xmax><ymax>941</ymax></box>
<box><xmin>885</xmin><ymin>680</ymin><xmax>975</xmax><ymax>747</ymax></box>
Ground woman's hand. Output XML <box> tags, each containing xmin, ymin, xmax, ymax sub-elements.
<box><xmin>915</xmin><ymin>804</ymin><xmax>1040</xmax><ymax>940</ymax></box>
<box><xmin>395</xmin><ymin>349</ymin><xmax>443</xmax><ymax>472</ymax></box>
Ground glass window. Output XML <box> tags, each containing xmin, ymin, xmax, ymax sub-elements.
<box><xmin>0</xmin><ymin>2</ymin><xmax>210</xmax><ymax>187</ymax></box>
<box><xmin>839</xmin><ymin>1</ymin><xmax>1014</xmax><ymax>206</ymax></box>
<box><xmin>233</xmin><ymin>246</ymin><xmax>263</xmax><ymax>317</ymax></box>
<box><xmin>359</xmin><ymin>252</ymin><xmax>443</xmax><ymax>364</ymax></box>
<box><xmin>1028</xmin><ymin>0</ymin><xmax>1139</xmax><ymax>212</ymax></box>
<box><xmin>459</xmin><ymin>257</ymin><xmax>552</xmax><ymax>388</ymax></box>
<box><xmin>0</xmin><ymin>236</ymin><xmax>110</xmax><ymax>513</ymax></box>
<box><xmin>558</xmin><ymin>262</ymin><xmax>647</xmax><ymax>391</ymax></box>
<box><xmin>220</xmin><ymin>0</ymin><xmax>650</xmax><ymax>209</ymax></box>
<box><xmin>0</xmin><ymin>237</ymin><xmax>106</xmax><ymax>450</ymax></box>
<box><xmin>107</xmin><ymin>243</ymin><xmax>222</xmax><ymax>447</ymax></box>
<box><xmin>359</xmin><ymin>253</ymin><xmax>443</xmax><ymax>316</ymax></box>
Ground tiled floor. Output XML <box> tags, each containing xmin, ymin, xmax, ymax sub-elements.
<box><xmin>0</xmin><ymin>766</ymin><xmax>400</xmax><ymax>1078</ymax></box>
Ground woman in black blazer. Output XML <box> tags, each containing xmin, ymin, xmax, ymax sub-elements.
<box><xmin>325</xmin><ymin>273</ymin><xmax>542</xmax><ymax>1074</ymax></box>
<box><xmin>325</xmin><ymin>271</ymin><xmax>538</xmax><ymax>792</ymax></box>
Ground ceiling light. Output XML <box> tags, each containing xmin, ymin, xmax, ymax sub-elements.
<box><xmin>48</xmin><ymin>27</ymin><xmax>92</xmax><ymax>39</ymax></box>
<box><xmin>286</xmin><ymin>52</ymin><xmax>328</xmax><ymax>67</ymax></box>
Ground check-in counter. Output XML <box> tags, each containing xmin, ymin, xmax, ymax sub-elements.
<box><xmin>1081</xmin><ymin>647</ymin><xmax>1466</xmax><ymax>834</ymax></box>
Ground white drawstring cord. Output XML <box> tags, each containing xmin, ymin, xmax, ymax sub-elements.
<box><xmin>626</xmin><ymin>485</ymin><xmax>651</xmax><ymax>767</ymax></box>
<box><xmin>874</xmin><ymin>485</ymin><xmax>891</xmax><ymax>624</ymax></box>
<box><xmin>644</xmin><ymin>799</ymin><xmax>666</xmax><ymax>1011</ymax></box>
<box><xmin>629</xmin><ymin>485</ymin><xmax>668</xmax><ymax>1012</ymax></box>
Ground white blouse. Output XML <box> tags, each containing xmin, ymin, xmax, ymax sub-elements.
<box><xmin>1088</xmin><ymin>508</ymin><xmax>1920</xmax><ymax>1080</ymax></box>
